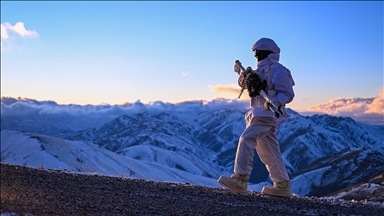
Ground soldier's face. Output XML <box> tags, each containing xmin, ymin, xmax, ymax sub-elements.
<box><xmin>255</xmin><ymin>50</ymin><xmax>271</xmax><ymax>62</ymax></box>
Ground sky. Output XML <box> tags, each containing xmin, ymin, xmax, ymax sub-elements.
<box><xmin>1</xmin><ymin>1</ymin><xmax>383</xmax><ymax>118</ymax></box>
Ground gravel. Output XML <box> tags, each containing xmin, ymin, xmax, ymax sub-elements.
<box><xmin>1</xmin><ymin>163</ymin><xmax>383</xmax><ymax>216</ymax></box>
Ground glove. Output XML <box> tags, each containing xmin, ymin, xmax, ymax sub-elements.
<box><xmin>247</xmin><ymin>75</ymin><xmax>267</xmax><ymax>97</ymax></box>
<box><xmin>238</xmin><ymin>67</ymin><xmax>253</xmax><ymax>88</ymax></box>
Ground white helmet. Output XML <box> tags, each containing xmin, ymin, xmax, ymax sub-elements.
<box><xmin>252</xmin><ymin>38</ymin><xmax>280</xmax><ymax>54</ymax></box>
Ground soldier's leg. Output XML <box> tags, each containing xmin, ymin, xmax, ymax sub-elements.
<box><xmin>218</xmin><ymin>116</ymin><xmax>273</xmax><ymax>193</ymax></box>
<box><xmin>234</xmin><ymin>117</ymin><xmax>275</xmax><ymax>176</ymax></box>
<box><xmin>255</xmin><ymin>117</ymin><xmax>292</xmax><ymax>197</ymax></box>
<box><xmin>256</xmin><ymin>131</ymin><xmax>289</xmax><ymax>183</ymax></box>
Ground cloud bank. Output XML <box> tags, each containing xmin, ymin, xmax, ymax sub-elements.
<box><xmin>2</xmin><ymin>87</ymin><xmax>383</xmax><ymax>125</ymax></box>
<box><xmin>211</xmin><ymin>84</ymin><xmax>383</xmax><ymax>125</ymax></box>
<box><xmin>0</xmin><ymin>96</ymin><xmax>249</xmax><ymax>120</ymax></box>
<box><xmin>304</xmin><ymin>88</ymin><xmax>384</xmax><ymax>125</ymax></box>
<box><xmin>0</xmin><ymin>97</ymin><xmax>249</xmax><ymax>131</ymax></box>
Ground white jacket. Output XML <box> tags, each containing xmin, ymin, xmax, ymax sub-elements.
<box><xmin>250</xmin><ymin>53</ymin><xmax>295</xmax><ymax>119</ymax></box>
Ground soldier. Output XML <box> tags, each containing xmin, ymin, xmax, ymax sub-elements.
<box><xmin>218</xmin><ymin>38</ymin><xmax>295</xmax><ymax>197</ymax></box>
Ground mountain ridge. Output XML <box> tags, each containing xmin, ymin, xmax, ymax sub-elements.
<box><xmin>1</xmin><ymin>98</ymin><xmax>383</xmax><ymax>198</ymax></box>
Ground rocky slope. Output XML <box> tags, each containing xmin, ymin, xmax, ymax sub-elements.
<box><xmin>1</xmin><ymin>163</ymin><xmax>383</xmax><ymax>216</ymax></box>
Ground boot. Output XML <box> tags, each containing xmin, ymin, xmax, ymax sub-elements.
<box><xmin>217</xmin><ymin>173</ymin><xmax>250</xmax><ymax>194</ymax></box>
<box><xmin>261</xmin><ymin>180</ymin><xmax>292</xmax><ymax>197</ymax></box>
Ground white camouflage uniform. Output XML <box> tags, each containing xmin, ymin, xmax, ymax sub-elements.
<box><xmin>234</xmin><ymin>38</ymin><xmax>295</xmax><ymax>183</ymax></box>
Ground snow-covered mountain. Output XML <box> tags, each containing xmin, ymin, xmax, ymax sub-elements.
<box><xmin>290</xmin><ymin>145</ymin><xmax>384</xmax><ymax>196</ymax></box>
<box><xmin>1</xmin><ymin>97</ymin><xmax>383</xmax><ymax>197</ymax></box>
<box><xmin>0</xmin><ymin>130</ymin><xmax>219</xmax><ymax>187</ymax></box>
<box><xmin>326</xmin><ymin>173</ymin><xmax>384</xmax><ymax>202</ymax></box>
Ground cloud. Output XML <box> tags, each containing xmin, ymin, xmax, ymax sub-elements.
<box><xmin>1</xmin><ymin>24</ymin><xmax>9</xmax><ymax>39</ymax></box>
<box><xmin>3</xmin><ymin>22</ymin><xmax>38</xmax><ymax>38</ymax></box>
<box><xmin>181</xmin><ymin>72</ymin><xmax>193</xmax><ymax>78</ymax></box>
<box><xmin>304</xmin><ymin>87</ymin><xmax>384</xmax><ymax>125</ymax></box>
<box><xmin>210</xmin><ymin>84</ymin><xmax>249</xmax><ymax>100</ymax></box>
<box><xmin>1</xmin><ymin>22</ymin><xmax>38</xmax><ymax>51</ymax></box>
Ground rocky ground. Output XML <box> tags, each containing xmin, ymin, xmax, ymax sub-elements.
<box><xmin>1</xmin><ymin>163</ymin><xmax>383</xmax><ymax>216</ymax></box>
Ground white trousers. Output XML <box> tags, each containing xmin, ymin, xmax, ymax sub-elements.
<box><xmin>234</xmin><ymin>110</ymin><xmax>289</xmax><ymax>183</ymax></box>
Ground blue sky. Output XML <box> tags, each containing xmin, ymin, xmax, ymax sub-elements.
<box><xmin>1</xmin><ymin>1</ymin><xmax>383</xmax><ymax>113</ymax></box>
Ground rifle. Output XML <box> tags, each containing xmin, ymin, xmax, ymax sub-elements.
<box><xmin>234</xmin><ymin>60</ymin><xmax>283</xmax><ymax>118</ymax></box>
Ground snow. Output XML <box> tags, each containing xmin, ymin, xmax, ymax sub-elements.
<box><xmin>0</xmin><ymin>129</ymin><xmax>273</xmax><ymax>191</ymax></box>
<box><xmin>290</xmin><ymin>166</ymin><xmax>331</xmax><ymax>195</ymax></box>
<box><xmin>0</xmin><ymin>129</ymin><xmax>219</xmax><ymax>187</ymax></box>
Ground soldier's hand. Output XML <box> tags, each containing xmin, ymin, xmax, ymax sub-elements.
<box><xmin>246</xmin><ymin>66</ymin><xmax>253</xmax><ymax>73</ymax></box>
<box><xmin>264</xmin><ymin>101</ymin><xmax>282</xmax><ymax>117</ymax></box>
<box><xmin>264</xmin><ymin>101</ymin><xmax>271</xmax><ymax>110</ymax></box>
